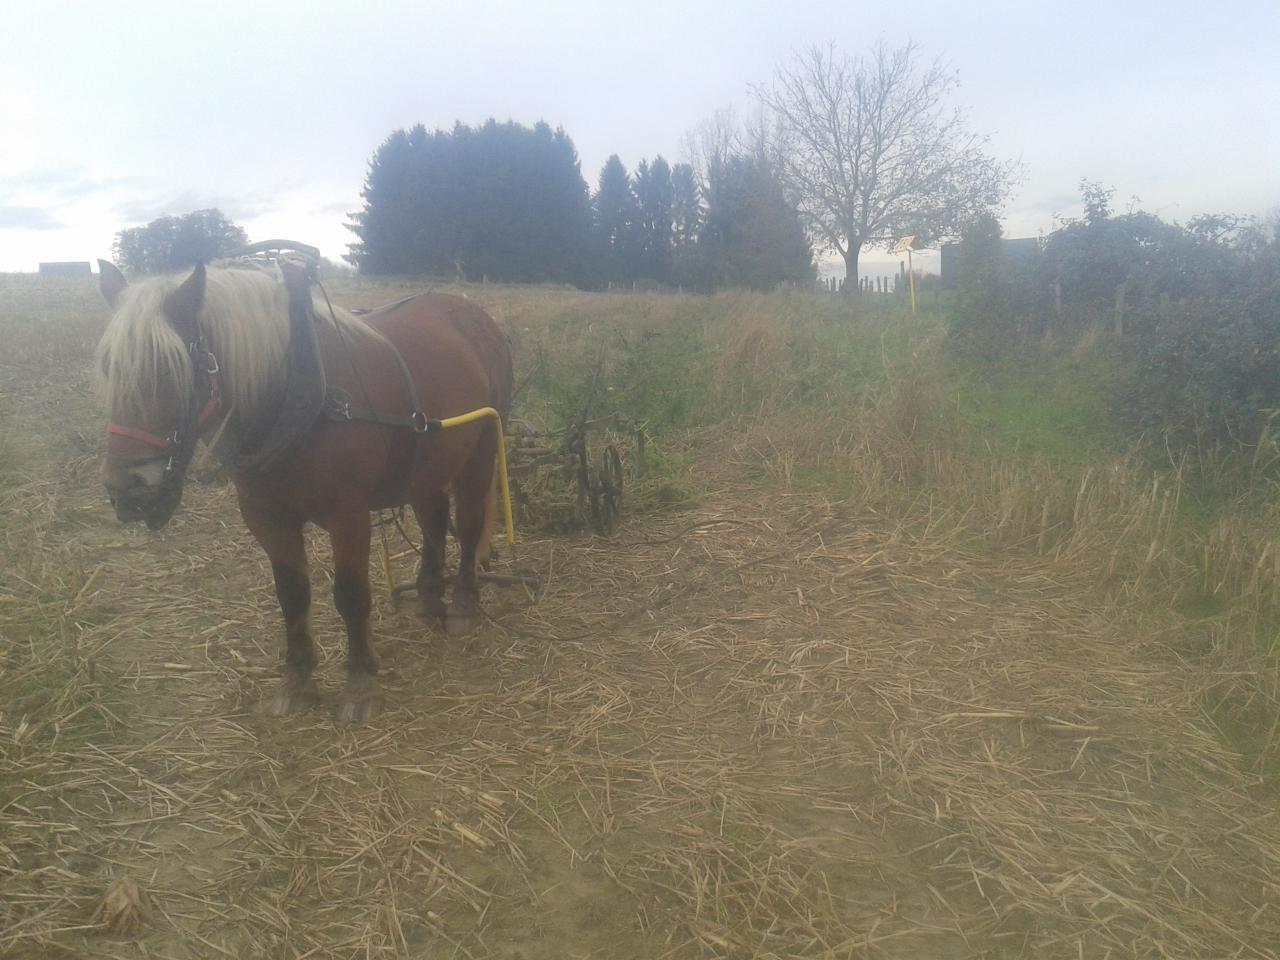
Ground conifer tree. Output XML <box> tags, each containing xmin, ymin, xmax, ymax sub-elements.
<box><xmin>670</xmin><ymin>162</ymin><xmax>702</xmax><ymax>287</ymax></box>
<box><xmin>632</xmin><ymin>157</ymin><xmax>674</xmax><ymax>283</ymax></box>
<box><xmin>593</xmin><ymin>154</ymin><xmax>639</xmax><ymax>286</ymax></box>
<box><xmin>699</xmin><ymin>154</ymin><xmax>813</xmax><ymax>290</ymax></box>
<box><xmin>347</xmin><ymin>119</ymin><xmax>592</xmax><ymax>284</ymax></box>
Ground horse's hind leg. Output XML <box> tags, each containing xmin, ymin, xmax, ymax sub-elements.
<box><xmin>412</xmin><ymin>493</ymin><xmax>449</xmax><ymax>623</ymax></box>
<box><xmin>326</xmin><ymin>508</ymin><xmax>383</xmax><ymax>722</ymax></box>
<box><xmin>241</xmin><ymin>506</ymin><xmax>320</xmax><ymax>715</ymax></box>
<box><xmin>447</xmin><ymin>446</ymin><xmax>496</xmax><ymax>637</ymax></box>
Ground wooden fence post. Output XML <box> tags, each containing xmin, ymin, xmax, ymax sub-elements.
<box><xmin>1114</xmin><ymin>282</ymin><xmax>1127</xmax><ymax>336</ymax></box>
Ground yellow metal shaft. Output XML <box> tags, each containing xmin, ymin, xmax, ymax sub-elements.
<box><xmin>435</xmin><ymin>406</ymin><xmax>516</xmax><ymax>546</ymax></box>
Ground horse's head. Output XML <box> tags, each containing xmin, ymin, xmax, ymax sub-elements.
<box><xmin>97</xmin><ymin>261</ymin><xmax>218</xmax><ymax>530</ymax></box>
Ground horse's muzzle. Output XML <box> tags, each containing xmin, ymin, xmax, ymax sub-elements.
<box><xmin>106</xmin><ymin>478</ymin><xmax>183</xmax><ymax>530</ymax></box>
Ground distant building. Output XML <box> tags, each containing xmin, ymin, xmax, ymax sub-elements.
<box><xmin>940</xmin><ymin>237</ymin><xmax>1040</xmax><ymax>289</ymax></box>
<box><xmin>39</xmin><ymin>261</ymin><xmax>92</xmax><ymax>278</ymax></box>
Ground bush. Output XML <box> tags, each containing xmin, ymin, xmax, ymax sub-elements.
<box><xmin>949</xmin><ymin>214</ymin><xmax>1045</xmax><ymax>353</ymax></box>
<box><xmin>949</xmin><ymin>183</ymin><xmax>1280</xmax><ymax>461</ymax></box>
<box><xmin>1121</xmin><ymin>230</ymin><xmax>1280</xmax><ymax>451</ymax></box>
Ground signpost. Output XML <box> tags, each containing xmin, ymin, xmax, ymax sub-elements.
<box><xmin>893</xmin><ymin>236</ymin><xmax>919</xmax><ymax>315</ymax></box>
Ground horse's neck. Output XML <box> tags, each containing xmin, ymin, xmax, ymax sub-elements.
<box><xmin>231</xmin><ymin>376</ymin><xmax>287</xmax><ymax>451</ymax></box>
<box><xmin>209</xmin><ymin>329</ymin><xmax>289</xmax><ymax>464</ymax></box>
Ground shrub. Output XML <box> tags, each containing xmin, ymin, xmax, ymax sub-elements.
<box><xmin>1121</xmin><ymin>228</ymin><xmax>1280</xmax><ymax>452</ymax></box>
<box><xmin>949</xmin><ymin>214</ymin><xmax>1045</xmax><ymax>353</ymax></box>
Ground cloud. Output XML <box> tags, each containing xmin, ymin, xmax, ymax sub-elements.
<box><xmin>113</xmin><ymin>179</ymin><xmax>310</xmax><ymax>226</ymax></box>
<box><xmin>312</xmin><ymin>199</ymin><xmax>358</xmax><ymax>216</ymax></box>
<box><xmin>1017</xmin><ymin>191</ymin><xmax>1083</xmax><ymax>218</ymax></box>
<box><xmin>0</xmin><ymin>167</ymin><xmax>138</xmax><ymax>203</ymax></box>
<box><xmin>115</xmin><ymin>189</ymin><xmax>280</xmax><ymax>225</ymax></box>
<box><xmin>0</xmin><ymin>206</ymin><xmax>64</xmax><ymax>230</ymax></box>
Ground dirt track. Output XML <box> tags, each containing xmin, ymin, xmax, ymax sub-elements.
<box><xmin>3</xmin><ymin>292</ymin><xmax>1280</xmax><ymax>958</ymax></box>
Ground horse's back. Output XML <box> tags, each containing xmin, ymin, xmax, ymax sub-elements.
<box><xmin>365</xmin><ymin>293</ymin><xmax>512</xmax><ymax>417</ymax></box>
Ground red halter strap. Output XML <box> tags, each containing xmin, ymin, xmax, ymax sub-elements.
<box><xmin>107</xmin><ymin>422</ymin><xmax>175</xmax><ymax>450</ymax></box>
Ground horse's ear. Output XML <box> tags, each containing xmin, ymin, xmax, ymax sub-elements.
<box><xmin>164</xmin><ymin>262</ymin><xmax>206</xmax><ymax>341</ymax></box>
<box><xmin>98</xmin><ymin>259</ymin><xmax>127</xmax><ymax>308</ymax></box>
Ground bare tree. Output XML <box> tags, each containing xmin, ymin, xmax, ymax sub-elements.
<box><xmin>680</xmin><ymin>107</ymin><xmax>744</xmax><ymax>192</ymax></box>
<box><xmin>752</xmin><ymin>41</ymin><xmax>1018</xmax><ymax>289</ymax></box>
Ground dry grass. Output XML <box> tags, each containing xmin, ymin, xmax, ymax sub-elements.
<box><xmin>2</xmin><ymin>275</ymin><xmax>1279</xmax><ymax>958</ymax></box>
<box><xmin>748</xmin><ymin>350</ymin><xmax>1280</xmax><ymax>781</ymax></box>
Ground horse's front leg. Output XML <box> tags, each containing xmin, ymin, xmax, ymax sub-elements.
<box><xmin>242</xmin><ymin>506</ymin><xmax>320</xmax><ymax>715</ymax></box>
<box><xmin>327</xmin><ymin>509</ymin><xmax>383</xmax><ymax>722</ymax></box>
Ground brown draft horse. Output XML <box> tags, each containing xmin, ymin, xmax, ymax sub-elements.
<box><xmin>96</xmin><ymin>261</ymin><xmax>512</xmax><ymax>721</ymax></box>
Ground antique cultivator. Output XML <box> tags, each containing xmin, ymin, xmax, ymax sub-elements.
<box><xmin>379</xmin><ymin>412</ymin><xmax>627</xmax><ymax>608</ymax></box>
<box><xmin>506</xmin><ymin>415</ymin><xmax>626</xmax><ymax>537</ymax></box>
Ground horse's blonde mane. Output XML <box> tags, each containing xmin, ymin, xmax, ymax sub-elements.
<box><xmin>97</xmin><ymin>265</ymin><xmax>374</xmax><ymax>424</ymax></box>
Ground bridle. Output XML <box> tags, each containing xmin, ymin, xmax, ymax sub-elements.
<box><xmin>107</xmin><ymin>325</ymin><xmax>224</xmax><ymax>491</ymax></box>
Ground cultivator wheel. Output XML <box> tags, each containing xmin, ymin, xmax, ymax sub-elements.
<box><xmin>503</xmin><ymin>415</ymin><xmax>629</xmax><ymax>536</ymax></box>
<box><xmin>596</xmin><ymin>444</ymin><xmax>624</xmax><ymax>535</ymax></box>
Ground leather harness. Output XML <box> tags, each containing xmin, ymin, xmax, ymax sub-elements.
<box><xmin>241</xmin><ymin>259</ymin><xmax>444</xmax><ymax>491</ymax></box>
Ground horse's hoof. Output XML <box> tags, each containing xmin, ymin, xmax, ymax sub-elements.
<box><xmin>335</xmin><ymin>677</ymin><xmax>383</xmax><ymax>723</ymax></box>
<box><xmin>445</xmin><ymin>610</ymin><xmax>480</xmax><ymax>637</ymax></box>
<box><xmin>336</xmin><ymin>694</ymin><xmax>383</xmax><ymax>723</ymax></box>
<box><xmin>417</xmin><ymin>596</ymin><xmax>447</xmax><ymax>622</ymax></box>
<box><xmin>264</xmin><ymin>676</ymin><xmax>320</xmax><ymax>716</ymax></box>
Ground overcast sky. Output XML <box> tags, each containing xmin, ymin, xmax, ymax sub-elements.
<box><xmin>1</xmin><ymin>0</ymin><xmax>1276</xmax><ymax>276</ymax></box>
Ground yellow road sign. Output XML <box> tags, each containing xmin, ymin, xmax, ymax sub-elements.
<box><xmin>891</xmin><ymin>236</ymin><xmax>919</xmax><ymax>314</ymax></box>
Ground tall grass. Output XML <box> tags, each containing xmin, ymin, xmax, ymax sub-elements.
<box><xmin>369</xmin><ymin>280</ymin><xmax>1280</xmax><ymax>782</ymax></box>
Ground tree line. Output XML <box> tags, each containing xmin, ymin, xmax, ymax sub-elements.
<box><xmin>112</xmin><ymin>40</ymin><xmax>1015</xmax><ymax>292</ymax></box>
<box><xmin>112</xmin><ymin>209</ymin><xmax>247</xmax><ymax>275</ymax></box>
<box><xmin>342</xmin><ymin>118</ymin><xmax>814</xmax><ymax>291</ymax></box>
<box><xmin>341</xmin><ymin>42</ymin><xmax>1013</xmax><ymax>291</ymax></box>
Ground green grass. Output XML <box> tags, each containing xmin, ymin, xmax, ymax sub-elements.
<box><xmin>949</xmin><ymin>351</ymin><xmax>1122</xmax><ymax>463</ymax></box>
